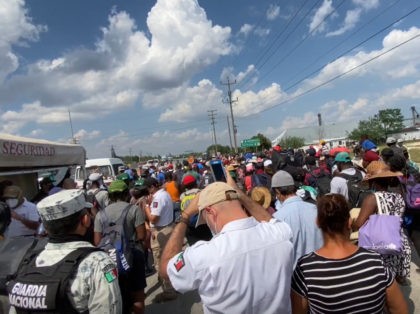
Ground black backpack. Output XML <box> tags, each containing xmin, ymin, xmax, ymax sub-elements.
<box><xmin>6</xmin><ymin>243</ymin><xmax>98</xmax><ymax>313</ymax></box>
<box><xmin>338</xmin><ymin>170</ymin><xmax>370</xmax><ymax>208</ymax></box>
<box><xmin>308</xmin><ymin>169</ymin><xmax>331</xmax><ymax>196</ymax></box>
<box><xmin>98</xmin><ymin>204</ymin><xmax>133</xmax><ymax>274</ymax></box>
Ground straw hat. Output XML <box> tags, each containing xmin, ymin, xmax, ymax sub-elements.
<box><xmin>250</xmin><ymin>187</ymin><xmax>272</xmax><ymax>209</ymax></box>
<box><xmin>363</xmin><ymin>160</ymin><xmax>403</xmax><ymax>181</ymax></box>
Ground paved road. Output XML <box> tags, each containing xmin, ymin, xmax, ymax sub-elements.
<box><xmin>144</xmin><ymin>245</ymin><xmax>420</xmax><ymax>314</ymax></box>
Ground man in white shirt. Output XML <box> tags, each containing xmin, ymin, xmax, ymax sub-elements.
<box><xmin>160</xmin><ymin>177</ymin><xmax>294</xmax><ymax>314</ymax></box>
<box><xmin>330</xmin><ymin>152</ymin><xmax>364</xmax><ymax>201</ymax></box>
<box><xmin>3</xmin><ymin>185</ymin><xmax>40</xmax><ymax>237</ymax></box>
<box><xmin>143</xmin><ymin>177</ymin><xmax>176</xmax><ymax>302</ymax></box>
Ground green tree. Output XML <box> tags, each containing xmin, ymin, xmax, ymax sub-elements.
<box><xmin>206</xmin><ymin>144</ymin><xmax>231</xmax><ymax>156</ymax></box>
<box><xmin>278</xmin><ymin>136</ymin><xmax>305</xmax><ymax>149</ymax></box>
<box><xmin>347</xmin><ymin>108</ymin><xmax>404</xmax><ymax>144</ymax></box>
<box><xmin>251</xmin><ymin>133</ymin><xmax>272</xmax><ymax>150</ymax></box>
<box><xmin>377</xmin><ymin>108</ymin><xmax>404</xmax><ymax>138</ymax></box>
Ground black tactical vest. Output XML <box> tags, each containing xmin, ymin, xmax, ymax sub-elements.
<box><xmin>7</xmin><ymin>247</ymin><xmax>99</xmax><ymax>314</ymax></box>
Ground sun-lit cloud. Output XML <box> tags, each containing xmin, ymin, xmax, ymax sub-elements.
<box><xmin>266</xmin><ymin>4</ymin><xmax>280</xmax><ymax>21</ymax></box>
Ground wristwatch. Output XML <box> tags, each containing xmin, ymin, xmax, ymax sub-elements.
<box><xmin>175</xmin><ymin>214</ymin><xmax>189</xmax><ymax>225</ymax></box>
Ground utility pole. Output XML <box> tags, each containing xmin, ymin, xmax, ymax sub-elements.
<box><xmin>227</xmin><ymin>115</ymin><xmax>233</xmax><ymax>149</ymax></box>
<box><xmin>208</xmin><ymin>110</ymin><xmax>218</xmax><ymax>156</ymax></box>
<box><xmin>68</xmin><ymin>110</ymin><xmax>77</xmax><ymax>144</ymax></box>
<box><xmin>411</xmin><ymin>106</ymin><xmax>419</xmax><ymax>127</ymax></box>
<box><xmin>317</xmin><ymin>113</ymin><xmax>324</xmax><ymax>141</ymax></box>
<box><xmin>221</xmin><ymin>77</ymin><xmax>238</xmax><ymax>152</ymax></box>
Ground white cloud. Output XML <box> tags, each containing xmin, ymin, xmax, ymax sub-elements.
<box><xmin>232</xmin><ymin>83</ymin><xmax>287</xmax><ymax>117</ymax></box>
<box><xmin>254</xmin><ymin>27</ymin><xmax>270</xmax><ymax>37</ymax></box>
<box><xmin>297</xmin><ymin>27</ymin><xmax>420</xmax><ymax>92</ymax></box>
<box><xmin>266</xmin><ymin>4</ymin><xmax>280</xmax><ymax>21</ymax></box>
<box><xmin>280</xmin><ymin>112</ymin><xmax>318</xmax><ymax>129</ymax></box>
<box><xmin>327</xmin><ymin>8</ymin><xmax>361</xmax><ymax>37</ymax></box>
<box><xmin>309</xmin><ymin>0</ymin><xmax>335</xmax><ymax>34</ymax></box>
<box><xmin>220</xmin><ymin>65</ymin><xmax>256</xmax><ymax>84</ymax></box>
<box><xmin>0</xmin><ymin>0</ymin><xmax>46</xmax><ymax>82</ymax></box>
<box><xmin>0</xmin><ymin>0</ymin><xmax>234</xmax><ymax>133</ymax></box>
<box><xmin>156</xmin><ymin>79</ymin><xmax>224</xmax><ymax>122</ymax></box>
<box><xmin>239</xmin><ymin>23</ymin><xmax>254</xmax><ymax>36</ymax></box>
<box><xmin>352</xmin><ymin>0</ymin><xmax>379</xmax><ymax>10</ymax></box>
<box><xmin>74</xmin><ymin>129</ymin><xmax>101</xmax><ymax>141</ymax></box>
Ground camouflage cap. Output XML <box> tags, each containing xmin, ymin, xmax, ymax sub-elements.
<box><xmin>37</xmin><ymin>189</ymin><xmax>92</xmax><ymax>221</ymax></box>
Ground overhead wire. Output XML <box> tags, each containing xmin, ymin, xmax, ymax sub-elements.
<box><xmin>251</xmin><ymin>32</ymin><xmax>420</xmax><ymax>116</ymax></box>
<box><xmin>284</xmin><ymin>0</ymin><xmax>407</xmax><ymax>91</ymax></box>
<box><xmin>257</xmin><ymin>0</ymin><xmax>347</xmax><ymax>84</ymax></box>
<box><xmin>237</xmin><ymin>0</ymin><xmax>317</xmax><ymax>89</ymax></box>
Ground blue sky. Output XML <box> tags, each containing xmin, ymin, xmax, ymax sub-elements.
<box><xmin>0</xmin><ymin>0</ymin><xmax>419</xmax><ymax>158</ymax></box>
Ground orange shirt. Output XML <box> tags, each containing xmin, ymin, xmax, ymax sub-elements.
<box><xmin>166</xmin><ymin>181</ymin><xmax>180</xmax><ymax>202</ymax></box>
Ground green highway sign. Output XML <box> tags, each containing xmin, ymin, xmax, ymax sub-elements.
<box><xmin>241</xmin><ymin>138</ymin><xmax>261</xmax><ymax>148</ymax></box>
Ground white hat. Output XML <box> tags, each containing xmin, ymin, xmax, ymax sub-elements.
<box><xmin>88</xmin><ymin>173</ymin><xmax>102</xmax><ymax>181</ymax></box>
<box><xmin>397</xmin><ymin>138</ymin><xmax>403</xmax><ymax>143</ymax></box>
<box><xmin>263</xmin><ymin>159</ymin><xmax>272</xmax><ymax>167</ymax></box>
<box><xmin>37</xmin><ymin>189</ymin><xmax>92</xmax><ymax>221</ymax></box>
<box><xmin>386</xmin><ymin>137</ymin><xmax>396</xmax><ymax>144</ymax></box>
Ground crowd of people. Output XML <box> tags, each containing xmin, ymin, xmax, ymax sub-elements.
<box><xmin>0</xmin><ymin>135</ymin><xmax>418</xmax><ymax>313</ymax></box>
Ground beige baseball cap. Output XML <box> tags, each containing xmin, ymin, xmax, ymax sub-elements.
<box><xmin>37</xmin><ymin>189</ymin><xmax>92</xmax><ymax>221</ymax></box>
<box><xmin>196</xmin><ymin>182</ymin><xmax>239</xmax><ymax>227</ymax></box>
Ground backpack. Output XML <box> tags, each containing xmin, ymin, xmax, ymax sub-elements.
<box><xmin>181</xmin><ymin>191</ymin><xmax>199</xmax><ymax>227</ymax></box>
<box><xmin>98</xmin><ymin>204</ymin><xmax>133</xmax><ymax>274</ymax></box>
<box><xmin>308</xmin><ymin>169</ymin><xmax>331</xmax><ymax>196</ymax></box>
<box><xmin>6</xmin><ymin>244</ymin><xmax>98</xmax><ymax>313</ymax></box>
<box><xmin>404</xmin><ymin>174</ymin><xmax>420</xmax><ymax>210</ymax></box>
<box><xmin>338</xmin><ymin>170</ymin><xmax>369</xmax><ymax>208</ymax></box>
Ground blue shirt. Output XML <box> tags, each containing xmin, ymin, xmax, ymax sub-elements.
<box><xmin>273</xmin><ymin>196</ymin><xmax>323</xmax><ymax>267</ymax></box>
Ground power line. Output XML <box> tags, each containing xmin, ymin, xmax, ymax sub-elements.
<box><xmin>237</xmin><ymin>0</ymin><xmax>317</xmax><ymax>89</ymax></box>
<box><xmin>258</xmin><ymin>0</ymin><xmax>347</xmax><ymax>84</ymax></box>
<box><xmin>243</xmin><ymin>32</ymin><xmax>420</xmax><ymax>117</ymax></box>
<box><xmin>284</xmin><ymin>2</ymin><xmax>418</xmax><ymax>92</ymax></box>
<box><xmin>283</xmin><ymin>0</ymin><xmax>402</xmax><ymax>90</ymax></box>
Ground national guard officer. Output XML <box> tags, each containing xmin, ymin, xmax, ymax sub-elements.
<box><xmin>8</xmin><ymin>189</ymin><xmax>122</xmax><ymax>313</ymax></box>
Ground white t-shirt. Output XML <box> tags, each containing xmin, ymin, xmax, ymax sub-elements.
<box><xmin>6</xmin><ymin>199</ymin><xmax>39</xmax><ymax>237</ymax></box>
<box><xmin>167</xmin><ymin>217</ymin><xmax>294</xmax><ymax>314</ymax></box>
<box><xmin>150</xmin><ymin>188</ymin><xmax>174</xmax><ymax>227</ymax></box>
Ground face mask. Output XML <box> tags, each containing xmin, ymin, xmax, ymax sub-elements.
<box><xmin>205</xmin><ymin>212</ymin><xmax>218</xmax><ymax>237</ymax></box>
<box><xmin>6</xmin><ymin>198</ymin><xmax>19</xmax><ymax>209</ymax></box>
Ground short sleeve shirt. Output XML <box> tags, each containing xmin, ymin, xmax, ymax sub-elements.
<box><xmin>6</xmin><ymin>200</ymin><xmax>39</xmax><ymax>238</ymax></box>
<box><xmin>94</xmin><ymin>201</ymin><xmax>145</xmax><ymax>241</ymax></box>
<box><xmin>167</xmin><ymin>217</ymin><xmax>294</xmax><ymax>314</ymax></box>
<box><xmin>150</xmin><ymin>189</ymin><xmax>173</xmax><ymax>227</ymax></box>
<box><xmin>292</xmin><ymin>248</ymin><xmax>394</xmax><ymax>313</ymax></box>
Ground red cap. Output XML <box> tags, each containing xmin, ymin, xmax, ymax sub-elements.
<box><xmin>182</xmin><ymin>175</ymin><xmax>196</xmax><ymax>186</ymax></box>
<box><xmin>273</xmin><ymin>145</ymin><xmax>281</xmax><ymax>152</ymax></box>
<box><xmin>363</xmin><ymin>150</ymin><xmax>380</xmax><ymax>163</ymax></box>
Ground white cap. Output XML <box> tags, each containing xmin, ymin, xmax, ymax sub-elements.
<box><xmin>386</xmin><ymin>137</ymin><xmax>396</xmax><ymax>144</ymax></box>
<box><xmin>263</xmin><ymin>159</ymin><xmax>272</xmax><ymax>167</ymax></box>
<box><xmin>37</xmin><ymin>189</ymin><xmax>92</xmax><ymax>221</ymax></box>
<box><xmin>88</xmin><ymin>172</ymin><xmax>102</xmax><ymax>181</ymax></box>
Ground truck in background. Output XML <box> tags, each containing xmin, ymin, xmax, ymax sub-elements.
<box><xmin>74</xmin><ymin>158</ymin><xmax>124</xmax><ymax>187</ymax></box>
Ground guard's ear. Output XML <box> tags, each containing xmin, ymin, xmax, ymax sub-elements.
<box><xmin>80</xmin><ymin>210</ymin><xmax>91</xmax><ymax>227</ymax></box>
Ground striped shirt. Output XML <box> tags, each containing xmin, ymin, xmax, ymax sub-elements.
<box><xmin>291</xmin><ymin>247</ymin><xmax>394</xmax><ymax>314</ymax></box>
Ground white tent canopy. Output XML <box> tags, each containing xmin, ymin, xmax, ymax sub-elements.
<box><xmin>0</xmin><ymin>133</ymin><xmax>86</xmax><ymax>169</ymax></box>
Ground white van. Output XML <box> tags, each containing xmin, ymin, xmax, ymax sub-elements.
<box><xmin>75</xmin><ymin>158</ymin><xmax>124</xmax><ymax>187</ymax></box>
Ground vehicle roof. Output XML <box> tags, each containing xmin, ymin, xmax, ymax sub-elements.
<box><xmin>85</xmin><ymin>158</ymin><xmax>124</xmax><ymax>167</ymax></box>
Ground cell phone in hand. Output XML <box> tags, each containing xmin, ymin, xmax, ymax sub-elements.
<box><xmin>210</xmin><ymin>160</ymin><xmax>226</xmax><ymax>182</ymax></box>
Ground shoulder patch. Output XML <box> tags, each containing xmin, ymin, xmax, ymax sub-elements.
<box><xmin>103</xmin><ymin>264</ymin><xmax>118</xmax><ymax>283</ymax></box>
<box><xmin>152</xmin><ymin>202</ymin><xmax>158</xmax><ymax>208</ymax></box>
<box><xmin>174</xmin><ymin>252</ymin><xmax>185</xmax><ymax>272</ymax></box>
